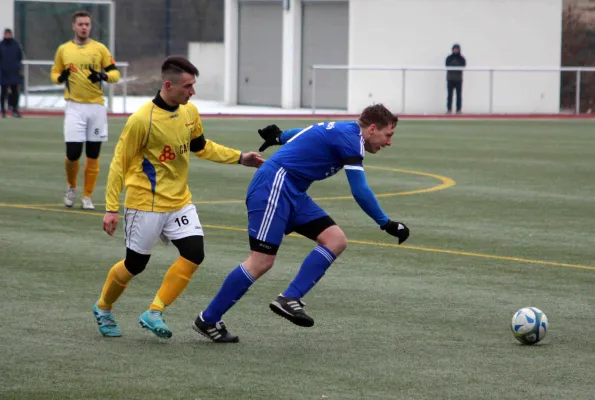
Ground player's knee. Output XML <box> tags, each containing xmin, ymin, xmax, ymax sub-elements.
<box><xmin>65</xmin><ymin>142</ymin><xmax>83</xmax><ymax>161</ymax></box>
<box><xmin>181</xmin><ymin>247</ymin><xmax>204</xmax><ymax>265</ymax></box>
<box><xmin>172</xmin><ymin>236</ymin><xmax>205</xmax><ymax>265</ymax></box>
<box><xmin>317</xmin><ymin>225</ymin><xmax>348</xmax><ymax>256</ymax></box>
<box><xmin>243</xmin><ymin>251</ymin><xmax>276</xmax><ymax>279</ymax></box>
<box><xmin>85</xmin><ymin>141</ymin><xmax>101</xmax><ymax>159</ymax></box>
<box><xmin>124</xmin><ymin>248</ymin><xmax>151</xmax><ymax>275</ymax></box>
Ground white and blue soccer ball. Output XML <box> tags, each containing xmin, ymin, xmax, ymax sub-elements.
<box><xmin>511</xmin><ymin>307</ymin><xmax>548</xmax><ymax>345</ymax></box>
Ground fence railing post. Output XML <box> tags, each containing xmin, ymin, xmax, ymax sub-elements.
<box><xmin>123</xmin><ymin>64</ymin><xmax>128</xmax><ymax>114</ymax></box>
<box><xmin>575</xmin><ymin>70</ymin><xmax>582</xmax><ymax>114</ymax></box>
<box><xmin>401</xmin><ymin>69</ymin><xmax>406</xmax><ymax>114</ymax></box>
<box><xmin>489</xmin><ymin>69</ymin><xmax>494</xmax><ymax>114</ymax></box>
<box><xmin>24</xmin><ymin>63</ymin><xmax>29</xmax><ymax>110</ymax></box>
<box><xmin>311</xmin><ymin>66</ymin><xmax>316</xmax><ymax>114</ymax></box>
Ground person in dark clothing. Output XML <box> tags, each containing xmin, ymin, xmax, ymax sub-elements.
<box><xmin>445</xmin><ymin>43</ymin><xmax>466</xmax><ymax>114</ymax></box>
<box><xmin>0</xmin><ymin>28</ymin><xmax>24</xmax><ymax>118</ymax></box>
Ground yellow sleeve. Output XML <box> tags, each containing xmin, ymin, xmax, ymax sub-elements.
<box><xmin>100</xmin><ymin>44</ymin><xmax>120</xmax><ymax>83</ymax></box>
<box><xmin>195</xmin><ymin>139</ymin><xmax>242</xmax><ymax>164</ymax></box>
<box><xmin>105</xmin><ymin>116</ymin><xmax>147</xmax><ymax>212</ymax></box>
<box><xmin>50</xmin><ymin>45</ymin><xmax>65</xmax><ymax>84</ymax></box>
<box><xmin>191</xmin><ymin>110</ymin><xmax>241</xmax><ymax>164</ymax></box>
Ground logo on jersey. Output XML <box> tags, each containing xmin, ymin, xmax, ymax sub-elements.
<box><xmin>325</xmin><ymin>165</ymin><xmax>342</xmax><ymax>177</ymax></box>
<box><xmin>158</xmin><ymin>145</ymin><xmax>176</xmax><ymax>162</ymax></box>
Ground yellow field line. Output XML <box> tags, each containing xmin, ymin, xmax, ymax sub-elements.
<box><xmin>1</xmin><ymin>203</ymin><xmax>592</xmax><ymax>271</ymax></box>
<box><xmin>5</xmin><ymin>167</ymin><xmax>456</xmax><ymax>207</ymax></box>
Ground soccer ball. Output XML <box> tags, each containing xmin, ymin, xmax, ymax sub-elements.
<box><xmin>511</xmin><ymin>307</ymin><xmax>548</xmax><ymax>345</ymax></box>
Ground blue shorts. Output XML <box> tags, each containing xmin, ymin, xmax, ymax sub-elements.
<box><xmin>246</xmin><ymin>165</ymin><xmax>328</xmax><ymax>246</ymax></box>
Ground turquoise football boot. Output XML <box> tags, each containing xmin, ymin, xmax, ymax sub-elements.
<box><xmin>93</xmin><ymin>303</ymin><xmax>121</xmax><ymax>337</ymax></box>
<box><xmin>138</xmin><ymin>310</ymin><xmax>172</xmax><ymax>339</ymax></box>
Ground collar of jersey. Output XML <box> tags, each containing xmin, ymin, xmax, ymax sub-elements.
<box><xmin>152</xmin><ymin>91</ymin><xmax>179</xmax><ymax>112</ymax></box>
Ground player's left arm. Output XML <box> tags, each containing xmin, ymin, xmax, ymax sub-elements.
<box><xmin>190</xmin><ymin>111</ymin><xmax>263</xmax><ymax>167</ymax></box>
<box><xmin>339</xmin><ymin>130</ymin><xmax>410</xmax><ymax>244</ymax></box>
<box><xmin>344</xmin><ymin>162</ymin><xmax>389</xmax><ymax>226</ymax></box>
<box><xmin>98</xmin><ymin>44</ymin><xmax>120</xmax><ymax>83</ymax></box>
<box><xmin>345</xmin><ymin>164</ymin><xmax>410</xmax><ymax>244</ymax></box>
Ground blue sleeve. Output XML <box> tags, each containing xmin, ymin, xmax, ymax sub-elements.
<box><xmin>345</xmin><ymin>167</ymin><xmax>389</xmax><ymax>226</ymax></box>
<box><xmin>280</xmin><ymin>127</ymin><xmax>304</xmax><ymax>144</ymax></box>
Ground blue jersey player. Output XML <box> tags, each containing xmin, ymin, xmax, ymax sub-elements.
<box><xmin>193</xmin><ymin>104</ymin><xmax>410</xmax><ymax>342</ymax></box>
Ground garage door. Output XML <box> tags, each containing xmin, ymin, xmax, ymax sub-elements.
<box><xmin>238</xmin><ymin>0</ymin><xmax>283</xmax><ymax>106</ymax></box>
<box><xmin>301</xmin><ymin>1</ymin><xmax>349</xmax><ymax>109</ymax></box>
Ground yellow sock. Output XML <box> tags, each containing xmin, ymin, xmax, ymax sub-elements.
<box><xmin>149</xmin><ymin>257</ymin><xmax>199</xmax><ymax>312</ymax></box>
<box><xmin>83</xmin><ymin>157</ymin><xmax>100</xmax><ymax>197</ymax></box>
<box><xmin>97</xmin><ymin>260</ymin><xmax>134</xmax><ymax>310</ymax></box>
<box><xmin>65</xmin><ymin>158</ymin><xmax>80</xmax><ymax>188</ymax></box>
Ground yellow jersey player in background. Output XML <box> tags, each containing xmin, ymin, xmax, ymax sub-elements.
<box><xmin>51</xmin><ymin>10</ymin><xmax>120</xmax><ymax>210</ymax></box>
<box><xmin>93</xmin><ymin>56</ymin><xmax>264</xmax><ymax>339</ymax></box>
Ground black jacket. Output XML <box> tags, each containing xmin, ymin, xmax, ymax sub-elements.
<box><xmin>0</xmin><ymin>38</ymin><xmax>23</xmax><ymax>85</ymax></box>
<box><xmin>445</xmin><ymin>44</ymin><xmax>466</xmax><ymax>82</ymax></box>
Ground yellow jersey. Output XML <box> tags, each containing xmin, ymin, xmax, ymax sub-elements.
<box><xmin>105</xmin><ymin>93</ymin><xmax>242</xmax><ymax>213</ymax></box>
<box><xmin>51</xmin><ymin>39</ymin><xmax>120</xmax><ymax>105</ymax></box>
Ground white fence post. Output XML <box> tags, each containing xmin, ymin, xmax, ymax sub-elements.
<box><xmin>489</xmin><ymin>69</ymin><xmax>494</xmax><ymax>114</ymax></box>
<box><xmin>401</xmin><ymin>69</ymin><xmax>406</xmax><ymax>114</ymax></box>
<box><xmin>575</xmin><ymin>70</ymin><xmax>582</xmax><ymax>114</ymax></box>
<box><xmin>24</xmin><ymin>63</ymin><xmax>30</xmax><ymax>110</ymax></box>
<box><xmin>311</xmin><ymin>66</ymin><xmax>316</xmax><ymax>114</ymax></box>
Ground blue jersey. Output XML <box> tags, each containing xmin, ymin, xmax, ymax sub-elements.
<box><xmin>266</xmin><ymin>121</ymin><xmax>365</xmax><ymax>192</ymax></box>
<box><xmin>245</xmin><ymin>119</ymin><xmax>389</xmax><ymax>247</ymax></box>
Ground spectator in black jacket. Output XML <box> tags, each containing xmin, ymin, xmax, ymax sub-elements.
<box><xmin>0</xmin><ymin>28</ymin><xmax>24</xmax><ymax>118</ymax></box>
<box><xmin>445</xmin><ymin>44</ymin><xmax>466</xmax><ymax>114</ymax></box>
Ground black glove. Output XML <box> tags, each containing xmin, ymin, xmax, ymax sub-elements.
<box><xmin>57</xmin><ymin>68</ymin><xmax>70</xmax><ymax>83</ymax></box>
<box><xmin>88</xmin><ymin>68</ymin><xmax>107</xmax><ymax>83</ymax></box>
<box><xmin>381</xmin><ymin>220</ymin><xmax>410</xmax><ymax>244</ymax></box>
<box><xmin>258</xmin><ymin>124</ymin><xmax>283</xmax><ymax>152</ymax></box>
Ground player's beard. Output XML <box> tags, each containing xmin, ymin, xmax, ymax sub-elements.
<box><xmin>364</xmin><ymin>141</ymin><xmax>376</xmax><ymax>153</ymax></box>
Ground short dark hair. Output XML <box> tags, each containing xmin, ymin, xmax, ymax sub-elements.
<box><xmin>161</xmin><ymin>56</ymin><xmax>199</xmax><ymax>79</ymax></box>
<box><xmin>72</xmin><ymin>10</ymin><xmax>92</xmax><ymax>23</ymax></box>
<box><xmin>358</xmin><ymin>104</ymin><xmax>399</xmax><ymax>129</ymax></box>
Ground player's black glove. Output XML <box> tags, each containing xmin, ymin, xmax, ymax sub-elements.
<box><xmin>258</xmin><ymin>124</ymin><xmax>283</xmax><ymax>152</ymax></box>
<box><xmin>57</xmin><ymin>68</ymin><xmax>70</xmax><ymax>83</ymax></box>
<box><xmin>88</xmin><ymin>68</ymin><xmax>108</xmax><ymax>83</ymax></box>
<box><xmin>381</xmin><ymin>220</ymin><xmax>410</xmax><ymax>244</ymax></box>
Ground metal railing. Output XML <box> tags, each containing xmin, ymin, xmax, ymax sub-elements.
<box><xmin>21</xmin><ymin>60</ymin><xmax>130</xmax><ymax>112</ymax></box>
<box><xmin>310</xmin><ymin>65</ymin><xmax>595</xmax><ymax>114</ymax></box>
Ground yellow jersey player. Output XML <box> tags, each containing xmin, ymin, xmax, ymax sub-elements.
<box><xmin>92</xmin><ymin>56</ymin><xmax>264</xmax><ymax>339</ymax></box>
<box><xmin>51</xmin><ymin>10</ymin><xmax>120</xmax><ymax>210</ymax></box>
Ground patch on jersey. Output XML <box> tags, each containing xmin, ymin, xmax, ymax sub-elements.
<box><xmin>158</xmin><ymin>145</ymin><xmax>176</xmax><ymax>162</ymax></box>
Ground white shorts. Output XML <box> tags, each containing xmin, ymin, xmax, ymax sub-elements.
<box><xmin>64</xmin><ymin>101</ymin><xmax>108</xmax><ymax>142</ymax></box>
<box><xmin>124</xmin><ymin>204</ymin><xmax>204</xmax><ymax>255</ymax></box>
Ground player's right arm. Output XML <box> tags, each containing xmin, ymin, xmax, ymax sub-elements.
<box><xmin>51</xmin><ymin>45</ymin><xmax>69</xmax><ymax>84</ymax></box>
<box><xmin>105</xmin><ymin>115</ymin><xmax>147</xmax><ymax>213</ymax></box>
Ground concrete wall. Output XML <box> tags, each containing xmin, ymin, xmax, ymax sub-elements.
<box><xmin>188</xmin><ymin>42</ymin><xmax>225</xmax><ymax>101</ymax></box>
<box><xmin>348</xmin><ymin>0</ymin><xmax>563</xmax><ymax>114</ymax></box>
<box><xmin>0</xmin><ymin>0</ymin><xmax>14</xmax><ymax>37</ymax></box>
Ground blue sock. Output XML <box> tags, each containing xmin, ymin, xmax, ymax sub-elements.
<box><xmin>202</xmin><ymin>264</ymin><xmax>255</xmax><ymax>324</ymax></box>
<box><xmin>283</xmin><ymin>245</ymin><xmax>336</xmax><ymax>300</ymax></box>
